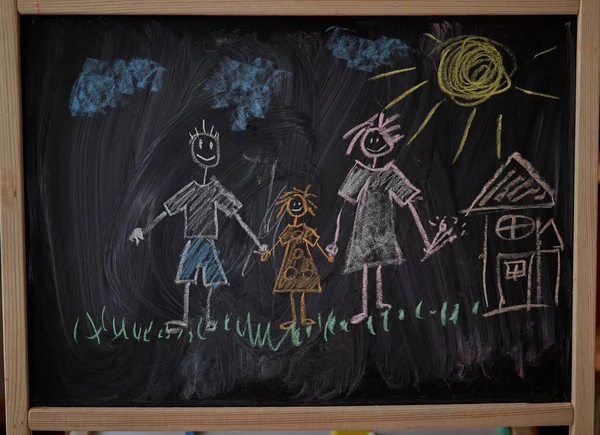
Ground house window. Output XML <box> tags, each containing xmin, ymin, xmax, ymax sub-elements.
<box><xmin>504</xmin><ymin>260</ymin><xmax>527</xmax><ymax>280</ymax></box>
<box><xmin>495</xmin><ymin>214</ymin><xmax>535</xmax><ymax>240</ymax></box>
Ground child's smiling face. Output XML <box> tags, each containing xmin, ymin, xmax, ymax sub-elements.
<box><xmin>191</xmin><ymin>134</ymin><xmax>220</xmax><ymax>168</ymax></box>
<box><xmin>287</xmin><ymin>195</ymin><xmax>307</xmax><ymax>218</ymax></box>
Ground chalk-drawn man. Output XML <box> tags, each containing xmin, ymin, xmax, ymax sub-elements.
<box><xmin>326</xmin><ymin>113</ymin><xmax>457</xmax><ymax>324</ymax></box>
<box><xmin>129</xmin><ymin>121</ymin><xmax>267</xmax><ymax>333</ymax></box>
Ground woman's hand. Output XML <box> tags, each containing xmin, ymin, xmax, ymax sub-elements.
<box><xmin>325</xmin><ymin>243</ymin><xmax>338</xmax><ymax>256</ymax></box>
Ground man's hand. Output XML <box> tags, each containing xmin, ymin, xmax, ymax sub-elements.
<box><xmin>325</xmin><ymin>243</ymin><xmax>338</xmax><ymax>256</ymax></box>
<box><xmin>128</xmin><ymin>228</ymin><xmax>145</xmax><ymax>246</ymax></box>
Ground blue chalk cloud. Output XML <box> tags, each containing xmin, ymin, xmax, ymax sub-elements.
<box><xmin>326</xmin><ymin>27</ymin><xmax>411</xmax><ymax>72</ymax></box>
<box><xmin>70</xmin><ymin>58</ymin><xmax>166</xmax><ymax>116</ymax></box>
<box><xmin>205</xmin><ymin>58</ymin><xmax>290</xmax><ymax>131</ymax></box>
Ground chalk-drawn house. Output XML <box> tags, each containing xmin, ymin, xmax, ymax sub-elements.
<box><xmin>462</xmin><ymin>152</ymin><xmax>564</xmax><ymax>316</ymax></box>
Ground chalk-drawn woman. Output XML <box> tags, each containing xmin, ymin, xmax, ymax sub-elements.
<box><xmin>260</xmin><ymin>186</ymin><xmax>334</xmax><ymax>330</ymax></box>
<box><xmin>326</xmin><ymin>113</ymin><xmax>457</xmax><ymax>324</ymax></box>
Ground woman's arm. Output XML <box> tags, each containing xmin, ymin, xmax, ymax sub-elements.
<box><xmin>325</xmin><ymin>201</ymin><xmax>347</xmax><ymax>256</ymax></box>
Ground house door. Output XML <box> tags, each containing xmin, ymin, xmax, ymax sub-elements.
<box><xmin>495</xmin><ymin>252</ymin><xmax>535</xmax><ymax>309</ymax></box>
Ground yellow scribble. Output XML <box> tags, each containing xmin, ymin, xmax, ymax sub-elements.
<box><xmin>533</xmin><ymin>46</ymin><xmax>557</xmax><ymax>59</ymax></box>
<box><xmin>369</xmin><ymin>67</ymin><xmax>416</xmax><ymax>81</ymax></box>
<box><xmin>423</xmin><ymin>33</ymin><xmax>442</xmax><ymax>43</ymax></box>
<box><xmin>453</xmin><ymin>107</ymin><xmax>477</xmax><ymax>163</ymax></box>
<box><xmin>368</xmin><ymin>33</ymin><xmax>557</xmax><ymax>165</ymax></box>
<box><xmin>383</xmin><ymin>80</ymin><xmax>428</xmax><ymax>111</ymax></box>
<box><xmin>438</xmin><ymin>36</ymin><xmax>517</xmax><ymax>107</ymax></box>
<box><xmin>408</xmin><ymin>100</ymin><xmax>444</xmax><ymax>145</ymax></box>
<box><xmin>496</xmin><ymin>114</ymin><xmax>503</xmax><ymax>159</ymax></box>
<box><xmin>514</xmin><ymin>86</ymin><xmax>559</xmax><ymax>100</ymax></box>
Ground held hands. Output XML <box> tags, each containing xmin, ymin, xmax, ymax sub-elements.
<box><xmin>255</xmin><ymin>244</ymin><xmax>270</xmax><ymax>261</ymax></box>
<box><xmin>128</xmin><ymin>228</ymin><xmax>144</xmax><ymax>246</ymax></box>
<box><xmin>325</xmin><ymin>243</ymin><xmax>338</xmax><ymax>256</ymax></box>
<box><xmin>260</xmin><ymin>250</ymin><xmax>271</xmax><ymax>262</ymax></box>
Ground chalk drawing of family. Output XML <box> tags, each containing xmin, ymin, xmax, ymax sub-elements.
<box><xmin>129</xmin><ymin>114</ymin><xmax>459</xmax><ymax>333</ymax></box>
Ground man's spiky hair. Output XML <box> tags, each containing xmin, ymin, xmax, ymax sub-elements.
<box><xmin>189</xmin><ymin>119</ymin><xmax>220</xmax><ymax>144</ymax></box>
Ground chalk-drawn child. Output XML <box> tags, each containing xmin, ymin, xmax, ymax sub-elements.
<box><xmin>326</xmin><ymin>113</ymin><xmax>456</xmax><ymax>324</ymax></box>
<box><xmin>129</xmin><ymin>121</ymin><xmax>267</xmax><ymax>333</ymax></box>
<box><xmin>260</xmin><ymin>186</ymin><xmax>334</xmax><ymax>330</ymax></box>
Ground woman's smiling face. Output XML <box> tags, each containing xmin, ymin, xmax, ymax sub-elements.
<box><xmin>191</xmin><ymin>134</ymin><xmax>220</xmax><ymax>168</ymax></box>
<box><xmin>360</xmin><ymin>128</ymin><xmax>393</xmax><ymax>158</ymax></box>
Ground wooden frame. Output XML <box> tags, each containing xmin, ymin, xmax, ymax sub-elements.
<box><xmin>1</xmin><ymin>0</ymin><xmax>597</xmax><ymax>433</ymax></box>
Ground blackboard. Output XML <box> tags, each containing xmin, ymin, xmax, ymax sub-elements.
<box><xmin>22</xmin><ymin>15</ymin><xmax>575</xmax><ymax>407</ymax></box>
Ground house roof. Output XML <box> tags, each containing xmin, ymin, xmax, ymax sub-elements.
<box><xmin>461</xmin><ymin>152</ymin><xmax>555</xmax><ymax>215</ymax></box>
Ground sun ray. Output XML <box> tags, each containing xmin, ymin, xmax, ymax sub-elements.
<box><xmin>368</xmin><ymin>67</ymin><xmax>416</xmax><ymax>81</ymax></box>
<box><xmin>383</xmin><ymin>80</ymin><xmax>428</xmax><ymax>111</ymax></box>
<box><xmin>533</xmin><ymin>46</ymin><xmax>557</xmax><ymax>59</ymax></box>
<box><xmin>453</xmin><ymin>107</ymin><xmax>477</xmax><ymax>164</ymax></box>
<box><xmin>496</xmin><ymin>114</ymin><xmax>503</xmax><ymax>159</ymax></box>
<box><xmin>407</xmin><ymin>100</ymin><xmax>444</xmax><ymax>145</ymax></box>
<box><xmin>514</xmin><ymin>86</ymin><xmax>559</xmax><ymax>100</ymax></box>
<box><xmin>423</xmin><ymin>33</ymin><xmax>442</xmax><ymax>43</ymax></box>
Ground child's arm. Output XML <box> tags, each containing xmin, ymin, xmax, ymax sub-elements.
<box><xmin>316</xmin><ymin>242</ymin><xmax>335</xmax><ymax>263</ymax></box>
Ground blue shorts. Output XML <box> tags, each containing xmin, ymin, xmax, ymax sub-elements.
<box><xmin>175</xmin><ymin>237</ymin><xmax>228</xmax><ymax>287</ymax></box>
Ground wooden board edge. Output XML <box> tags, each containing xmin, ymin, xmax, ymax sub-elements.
<box><xmin>28</xmin><ymin>403</ymin><xmax>573</xmax><ymax>431</ymax></box>
<box><xmin>571</xmin><ymin>0</ymin><xmax>600</xmax><ymax>434</ymax></box>
<box><xmin>0</xmin><ymin>1</ymin><xmax>30</xmax><ymax>435</ymax></box>
<box><xmin>18</xmin><ymin>0</ymin><xmax>579</xmax><ymax>15</ymax></box>
<box><xmin>511</xmin><ymin>429</ymin><xmax>537</xmax><ymax>435</ymax></box>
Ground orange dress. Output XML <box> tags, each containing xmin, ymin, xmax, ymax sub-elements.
<box><xmin>273</xmin><ymin>223</ymin><xmax>322</xmax><ymax>293</ymax></box>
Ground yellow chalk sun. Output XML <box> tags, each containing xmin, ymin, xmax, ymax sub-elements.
<box><xmin>370</xmin><ymin>34</ymin><xmax>559</xmax><ymax>163</ymax></box>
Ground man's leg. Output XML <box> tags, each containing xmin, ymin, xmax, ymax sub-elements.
<box><xmin>205</xmin><ymin>285</ymin><xmax>218</xmax><ymax>331</ymax></box>
<box><xmin>202</xmin><ymin>240</ymin><xmax>228</xmax><ymax>332</ymax></box>
<box><xmin>375</xmin><ymin>265</ymin><xmax>391</xmax><ymax>310</ymax></box>
<box><xmin>165</xmin><ymin>282</ymin><xmax>191</xmax><ymax>334</ymax></box>
<box><xmin>351</xmin><ymin>264</ymin><xmax>369</xmax><ymax>324</ymax></box>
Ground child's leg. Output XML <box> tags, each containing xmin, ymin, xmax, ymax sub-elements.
<box><xmin>375</xmin><ymin>265</ymin><xmax>391</xmax><ymax>310</ymax></box>
<box><xmin>280</xmin><ymin>293</ymin><xmax>298</xmax><ymax>330</ymax></box>
<box><xmin>300</xmin><ymin>293</ymin><xmax>316</xmax><ymax>326</ymax></box>
<box><xmin>351</xmin><ymin>264</ymin><xmax>369</xmax><ymax>324</ymax></box>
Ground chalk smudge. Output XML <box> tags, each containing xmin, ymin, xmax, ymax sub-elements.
<box><xmin>70</xmin><ymin>58</ymin><xmax>166</xmax><ymax>116</ymax></box>
<box><xmin>204</xmin><ymin>58</ymin><xmax>291</xmax><ymax>130</ymax></box>
<box><xmin>326</xmin><ymin>27</ymin><xmax>411</xmax><ymax>72</ymax></box>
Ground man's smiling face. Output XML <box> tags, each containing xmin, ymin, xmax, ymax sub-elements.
<box><xmin>191</xmin><ymin>134</ymin><xmax>220</xmax><ymax>168</ymax></box>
